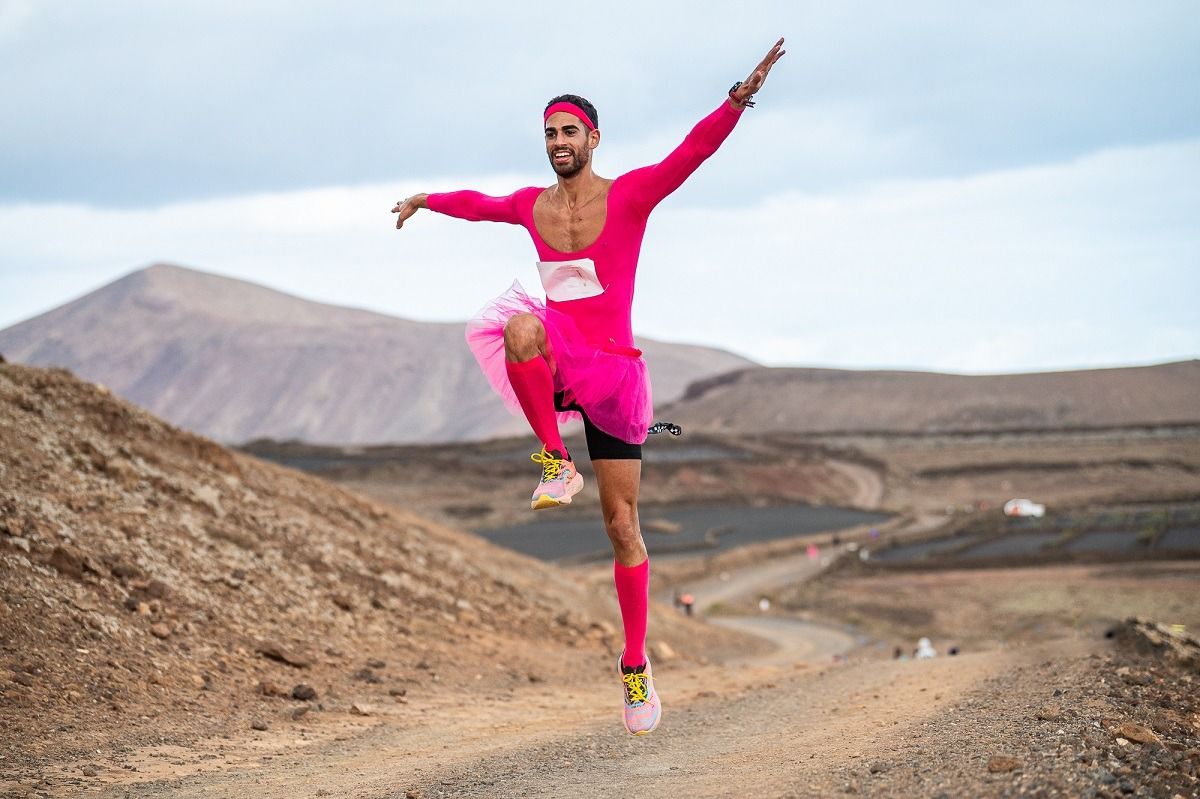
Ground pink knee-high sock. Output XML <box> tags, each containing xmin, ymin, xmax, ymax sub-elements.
<box><xmin>505</xmin><ymin>356</ymin><xmax>566</xmax><ymax>456</ymax></box>
<box><xmin>614</xmin><ymin>558</ymin><xmax>650</xmax><ymax>668</ymax></box>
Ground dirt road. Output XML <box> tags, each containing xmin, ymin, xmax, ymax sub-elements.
<box><xmin>65</xmin><ymin>548</ymin><xmax>1129</xmax><ymax>799</ymax></box>
<box><xmin>670</xmin><ymin>547</ymin><xmax>844</xmax><ymax>613</ymax></box>
<box><xmin>29</xmin><ymin>536</ymin><xmax>1185</xmax><ymax>799</ymax></box>
<box><xmin>662</xmin><ymin>545</ymin><xmax>861</xmax><ymax>665</ymax></box>
<box><xmin>402</xmin><ymin>640</ymin><xmax>1099</xmax><ymax>799</ymax></box>
<box><xmin>708</xmin><ymin>616</ymin><xmax>859</xmax><ymax>666</ymax></box>
<box><xmin>82</xmin><ymin>637</ymin><xmax>1107</xmax><ymax>799</ymax></box>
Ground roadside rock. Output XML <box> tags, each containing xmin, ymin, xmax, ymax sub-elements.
<box><xmin>292</xmin><ymin>684</ymin><xmax>318</xmax><ymax>701</ymax></box>
<box><xmin>257</xmin><ymin>680</ymin><xmax>290</xmax><ymax>698</ymax></box>
<box><xmin>987</xmin><ymin>755</ymin><xmax>1020</xmax><ymax>773</ymax></box>
<box><xmin>257</xmin><ymin>642</ymin><xmax>311</xmax><ymax>668</ymax></box>
<box><xmin>143</xmin><ymin>578</ymin><xmax>170</xmax><ymax>599</ymax></box>
<box><xmin>1113</xmin><ymin>618</ymin><xmax>1200</xmax><ymax>671</ymax></box>
<box><xmin>354</xmin><ymin>668</ymin><xmax>382</xmax><ymax>684</ymax></box>
<box><xmin>47</xmin><ymin>545</ymin><xmax>97</xmax><ymax>579</ymax></box>
<box><xmin>1115</xmin><ymin>721</ymin><xmax>1161</xmax><ymax>746</ymax></box>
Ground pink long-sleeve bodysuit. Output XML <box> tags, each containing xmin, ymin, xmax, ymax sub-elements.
<box><xmin>428</xmin><ymin>99</ymin><xmax>745</xmax><ymax>444</ymax></box>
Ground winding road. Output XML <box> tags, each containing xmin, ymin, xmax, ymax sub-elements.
<box><xmin>661</xmin><ymin>545</ymin><xmax>861</xmax><ymax>666</ymax></box>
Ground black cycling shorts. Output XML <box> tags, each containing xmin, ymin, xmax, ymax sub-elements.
<box><xmin>554</xmin><ymin>392</ymin><xmax>643</xmax><ymax>461</ymax></box>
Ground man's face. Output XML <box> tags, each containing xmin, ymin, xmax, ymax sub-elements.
<box><xmin>544</xmin><ymin>111</ymin><xmax>597</xmax><ymax>177</ymax></box>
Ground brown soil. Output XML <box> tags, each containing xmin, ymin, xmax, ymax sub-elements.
<box><xmin>23</xmin><ymin>634</ymin><xmax>1198</xmax><ymax>798</ymax></box>
<box><xmin>782</xmin><ymin>560</ymin><xmax>1200</xmax><ymax>655</ymax></box>
<box><xmin>0</xmin><ymin>363</ymin><xmax>750</xmax><ymax>791</ymax></box>
<box><xmin>5</xmin><ymin>361</ymin><xmax>1200</xmax><ymax>798</ymax></box>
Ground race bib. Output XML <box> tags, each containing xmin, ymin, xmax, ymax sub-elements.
<box><xmin>536</xmin><ymin>258</ymin><xmax>604</xmax><ymax>302</ymax></box>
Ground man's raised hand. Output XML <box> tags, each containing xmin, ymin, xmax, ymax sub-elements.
<box><xmin>731</xmin><ymin>37</ymin><xmax>786</xmax><ymax>106</ymax></box>
<box><xmin>391</xmin><ymin>193</ymin><xmax>428</xmax><ymax>229</ymax></box>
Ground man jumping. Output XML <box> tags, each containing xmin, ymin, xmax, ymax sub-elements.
<box><xmin>391</xmin><ymin>38</ymin><xmax>784</xmax><ymax>736</ymax></box>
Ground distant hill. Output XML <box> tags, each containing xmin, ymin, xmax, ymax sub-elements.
<box><xmin>661</xmin><ymin>361</ymin><xmax>1200</xmax><ymax>434</ymax></box>
<box><xmin>0</xmin><ymin>264</ymin><xmax>754</xmax><ymax>444</ymax></box>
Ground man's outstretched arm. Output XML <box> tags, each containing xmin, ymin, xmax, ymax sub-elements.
<box><xmin>392</xmin><ymin>190</ymin><xmax>521</xmax><ymax>229</ymax></box>
<box><xmin>625</xmin><ymin>38</ymin><xmax>785</xmax><ymax>214</ymax></box>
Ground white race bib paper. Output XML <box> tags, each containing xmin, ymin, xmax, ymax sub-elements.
<box><xmin>536</xmin><ymin>258</ymin><xmax>605</xmax><ymax>302</ymax></box>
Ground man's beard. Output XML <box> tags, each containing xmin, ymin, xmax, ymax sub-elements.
<box><xmin>549</xmin><ymin>147</ymin><xmax>588</xmax><ymax>177</ymax></box>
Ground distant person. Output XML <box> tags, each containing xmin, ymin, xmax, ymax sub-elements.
<box><xmin>680</xmin><ymin>592</ymin><xmax>696</xmax><ymax>617</ymax></box>
<box><xmin>391</xmin><ymin>40</ymin><xmax>785</xmax><ymax>736</ymax></box>
<box><xmin>915</xmin><ymin>637</ymin><xmax>937</xmax><ymax>659</ymax></box>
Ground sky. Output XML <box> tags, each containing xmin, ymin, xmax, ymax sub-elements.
<box><xmin>1</xmin><ymin>1</ymin><xmax>1198</xmax><ymax>373</ymax></box>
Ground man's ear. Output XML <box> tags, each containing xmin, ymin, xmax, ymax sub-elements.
<box><xmin>589</xmin><ymin>128</ymin><xmax>601</xmax><ymax>150</ymax></box>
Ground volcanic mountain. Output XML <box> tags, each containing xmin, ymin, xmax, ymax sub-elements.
<box><xmin>0</xmin><ymin>264</ymin><xmax>754</xmax><ymax>444</ymax></box>
<box><xmin>661</xmin><ymin>360</ymin><xmax>1200</xmax><ymax>435</ymax></box>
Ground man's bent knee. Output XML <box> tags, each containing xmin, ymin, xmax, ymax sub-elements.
<box><xmin>504</xmin><ymin>313</ymin><xmax>544</xmax><ymax>360</ymax></box>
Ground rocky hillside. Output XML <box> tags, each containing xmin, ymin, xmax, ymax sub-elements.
<box><xmin>0</xmin><ymin>264</ymin><xmax>754</xmax><ymax>445</ymax></box>
<box><xmin>0</xmin><ymin>361</ymin><xmax>723</xmax><ymax>770</ymax></box>
<box><xmin>662</xmin><ymin>360</ymin><xmax>1200</xmax><ymax>435</ymax></box>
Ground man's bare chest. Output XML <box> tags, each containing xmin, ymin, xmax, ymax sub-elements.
<box><xmin>532</xmin><ymin>183</ymin><xmax>612</xmax><ymax>253</ymax></box>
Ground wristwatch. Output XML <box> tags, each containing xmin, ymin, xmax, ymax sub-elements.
<box><xmin>728</xmin><ymin>81</ymin><xmax>756</xmax><ymax>108</ymax></box>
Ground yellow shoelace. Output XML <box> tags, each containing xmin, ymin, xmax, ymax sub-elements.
<box><xmin>622</xmin><ymin>671</ymin><xmax>649</xmax><ymax>704</ymax></box>
<box><xmin>530</xmin><ymin>448</ymin><xmax>566</xmax><ymax>482</ymax></box>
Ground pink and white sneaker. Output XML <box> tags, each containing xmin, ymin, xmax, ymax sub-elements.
<box><xmin>529</xmin><ymin>447</ymin><xmax>583</xmax><ymax>510</ymax></box>
<box><xmin>619</xmin><ymin>654</ymin><xmax>662</xmax><ymax>735</ymax></box>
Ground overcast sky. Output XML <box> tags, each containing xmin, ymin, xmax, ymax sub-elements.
<box><xmin>2</xmin><ymin>1</ymin><xmax>1197</xmax><ymax>372</ymax></box>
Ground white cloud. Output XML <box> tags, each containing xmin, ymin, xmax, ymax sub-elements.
<box><xmin>2</xmin><ymin>140</ymin><xmax>1197</xmax><ymax>373</ymax></box>
<box><xmin>0</xmin><ymin>0</ymin><xmax>33</xmax><ymax>41</ymax></box>
<box><xmin>3</xmin><ymin>3</ymin><xmax>1198</xmax><ymax>204</ymax></box>
<box><xmin>632</xmin><ymin>139</ymin><xmax>1200</xmax><ymax>371</ymax></box>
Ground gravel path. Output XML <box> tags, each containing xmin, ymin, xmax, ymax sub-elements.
<box><xmin>82</xmin><ymin>633</ymin><xmax>1198</xmax><ymax>799</ymax></box>
<box><xmin>402</xmin><ymin>643</ymin><xmax>1078</xmax><ymax>799</ymax></box>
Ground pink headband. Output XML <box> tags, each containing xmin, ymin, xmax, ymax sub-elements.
<box><xmin>543</xmin><ymin>101</ymin><xmax>596</xmax><ymax>131</ymax></box>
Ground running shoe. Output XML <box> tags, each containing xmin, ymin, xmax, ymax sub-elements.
<box><xmin>529</xmin><ymin>447</ymin><xmax>583</xmax><ymax>510</ymax></box>
<box><xmin>619</xmin><ymin>654</ymin><xmax>661</xmax><ymax>735</ymax></box>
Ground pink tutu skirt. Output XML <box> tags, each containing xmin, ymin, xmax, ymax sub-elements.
<box><xmin>465</xmin><ymin>281</ymin><xmax>653</xmax><ymax>445</ymax></box>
